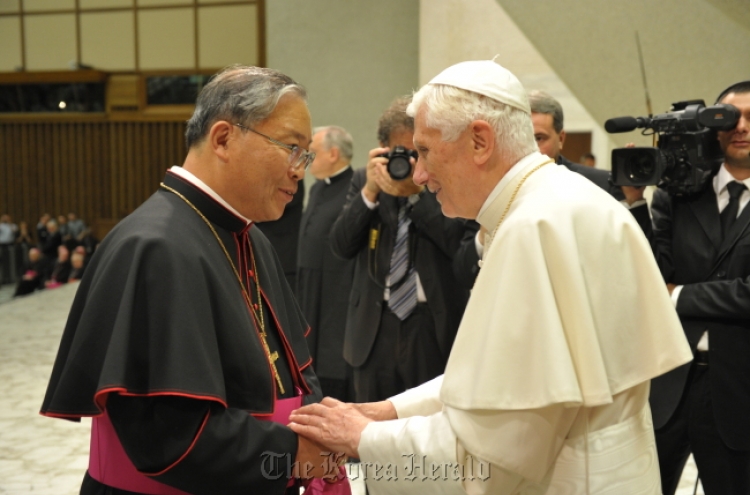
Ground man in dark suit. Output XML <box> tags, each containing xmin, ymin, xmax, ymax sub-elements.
<box><xmin>255</xmin><ymin>179</ymin><xmax>304</xmax><ymax>292</ymax></box>
<box><xmin>297</xmin><ymin>125</ymin><xmax>355</xmax><ymax>402</ymax></box>
<box><xmin>527</xmin><ymin>89</ymin><xmax>625</xmax><ymax>200</ymax></box>
<box><xmin>331</xmin><ymin>96</ymin><xmax>466</xmax><ymax>403</ymax></box>
<box><xmin>634</xmin><ymin>81</ymin><xmax>750</xmax><ymax>495</ymax></box>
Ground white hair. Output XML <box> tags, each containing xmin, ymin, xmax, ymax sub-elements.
<box><xmin>313</xmin><ymin>125</ymin><xmax>354</xmax><ymax>161</ymax></box>
<box><xmin>407</xmin><ymin>84</ymin><xmax>537</xmax><ymax>164</ymax></box>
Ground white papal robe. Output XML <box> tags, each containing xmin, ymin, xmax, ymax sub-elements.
<box><xmin>357</xmin><ymin>152</ymin><xmax>692</xmax><ymax>494</ymax></box>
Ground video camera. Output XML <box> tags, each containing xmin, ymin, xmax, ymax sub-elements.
<box><xmin>605</xmin><ymin>100</ymin><xmax>739</xmax><ymax>196</ymax></box>
<box><xmin>378</xmin><ymin>146</ymin><xmax>418</xmax><ymax>181</ymax></box>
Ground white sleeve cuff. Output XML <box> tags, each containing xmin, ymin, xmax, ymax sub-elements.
<box><xmin>670</xmin><ymin>285</ymin><xmax>683</xmax><ymax>307</ymax></box>
<box><xmin>361</xmin><ymin>190</ymin><xmax>379</xmax><ymax>209</ymax></box>
<box><xmin>389</xmin><ymin>376</ymin><xmax>444</xmax><ymax>418</ymax></box>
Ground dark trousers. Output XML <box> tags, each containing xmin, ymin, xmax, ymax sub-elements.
<box><xmin>319</xmin><ymin>372</ymin><xmax>355</xmax><ymax>403</ymax></box>
<box><xmin>656</xmin><ymin>361</ymin><xmax>750</xmax><ymax>495</ymax></box>
<box><xmin>353</xmin><ymin>303</ymin><xmax>446</xmax><ymax>403</ymax></box>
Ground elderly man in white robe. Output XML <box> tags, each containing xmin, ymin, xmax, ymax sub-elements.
<box><xmin>289</xmin><ymin>60</ymin><xmax>692</xmax><ymax>494</ymax></box>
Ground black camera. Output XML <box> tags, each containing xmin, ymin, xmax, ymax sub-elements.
<box><xmin>378</xmin><ymin>146</ymin><xmax>418</xmax><ymax>181</ymax></box>
<box><xmin>605</xmin><ymin>100</ymin><xmax>739</xmax><ymax>196</ymax></box>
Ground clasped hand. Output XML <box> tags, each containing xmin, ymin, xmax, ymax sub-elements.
<box><xmin>289</xmin><ymin>397</ymin><xmax>397</xmax><ymax>461</ymax></box>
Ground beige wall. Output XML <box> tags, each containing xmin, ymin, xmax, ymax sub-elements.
<box><xmin>497</xmin><ymin>0</ymin><xmax>750</xmax><ymax>152</ymax></box>
<box><xmin>420</xmin><ymin>0</ymin><xmax>615</xmax><ymax>169</ymax></box>
<box><xmin>420</xmin><ymin>0</ymin><xmax>750</xmax><ymax>170</ymax></box>
<box><xmin>265</xmin><ymin>0</ymin><xmax>420</xmax><ymax>190</ymax></box>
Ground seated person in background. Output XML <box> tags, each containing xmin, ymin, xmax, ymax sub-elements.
<box><xmin>14</xmin><ymin>247</ymin><xmax>49</xmax><ymax>297</ymax></box>
<box><xmin>40</xmin><ymin>219</ymin><xmax>62</xmax><ymax>262</ymax></box>
<box><xmin>15</xmin><ymin>220</ymin><xmax>35</xmax><ymax>272</ymax></box>
<box><xmin>68</xmin><ymin>248</ymin><xmax>86</xmax><ymax>282</ymax></box>
<box><xmin>46</xmin><ymin>245</ymin><xmax>72</xmax><ymax>288</ymax></box>
<box><xmin>76</xmin><ymin>228</ymin><xmax>99</xmax><ymax>263</ymax></box>
<box><xmin>36</xmin><ymin>213</ymin><xmax>51</xmax><ymax>248</ymax></box>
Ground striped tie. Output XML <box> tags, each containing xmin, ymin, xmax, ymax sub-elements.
<box><xmin>388</xmin><ymin>199</ymin><xmax>417</xmax><ymax>320</ymax></box>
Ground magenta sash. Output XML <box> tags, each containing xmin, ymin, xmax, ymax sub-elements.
<box><xmin>89</xmin><ymin>396</ymin><xmax>303</xmax><ymax>494</ymax></box>
<box><xmin>89</xmin><ymin>410</ymin><xmax>191</xmax><ymax>495</ymax></box>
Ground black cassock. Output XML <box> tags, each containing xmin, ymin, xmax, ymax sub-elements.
<box><xmin>296</xmin><ymin>167</ymin><xmax>354</xmax><ymax>400</ymax></box>
<box><xmin>41</xmin><ymin>171</ymin><xmax>322</xmax><ymax>495</ymax></box>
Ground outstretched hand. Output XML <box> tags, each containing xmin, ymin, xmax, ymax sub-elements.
<box><xmin>289</xmin><ymin>397</ymin><xmax>374</xmax><ymax>459</ymax></box>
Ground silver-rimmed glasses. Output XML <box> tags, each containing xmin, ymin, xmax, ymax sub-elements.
<box><xmin>234</xmin><ymin>123</ymin><xmax>315</xmax><ymax>172</ymax></box>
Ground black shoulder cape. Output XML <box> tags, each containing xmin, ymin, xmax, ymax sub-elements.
<box><xmin>41</xmin><ymin>171</ymin><xmax>318</xmax><ymax>418</ymax></box>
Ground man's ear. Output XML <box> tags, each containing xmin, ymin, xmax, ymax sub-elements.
<box><xmin>558</xmin><ymin>129</ymin><xmax>566</xmax><ymax>150</ymax></box>
<box><xmin>209</xmin><ymin>121</ymin><xmax>234</xmax><ymax>162</ymax></box>
<box><xmin>329</xmin><ymin>146</ymin><xmax>340</xmax><ymax>163</ymax></box>
<box><xmin>470</xmin><ymin>120</ymin><xmax>495</xmax><ymax>167</ymax></box>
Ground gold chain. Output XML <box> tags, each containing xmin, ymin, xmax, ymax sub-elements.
<box><xmin>486</xmin><ymin>159</ymin><xmax>553</xmax><ymax>249</ymax></box>
<box><xmin>159</xmin><ymin>183</ymin><xmax>285</xmax><ymax>394</ymax></box>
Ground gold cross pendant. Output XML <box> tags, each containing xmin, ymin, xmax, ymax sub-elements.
<box><xmin>268</xmin><ymin>350</ymin><xmax>285</xmax><ymax>394</ymax></box>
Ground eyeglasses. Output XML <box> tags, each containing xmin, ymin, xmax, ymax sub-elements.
<box><xmin>234</xmin><ymin>123</ymin><xmax>315</xmax><ymax>172</ymax></box>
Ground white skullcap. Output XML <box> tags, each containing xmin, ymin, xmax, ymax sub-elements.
<box><xmin>427</xmin><ymin>60</ymin><xmax>530</xmax><ymax>114</ymax></box>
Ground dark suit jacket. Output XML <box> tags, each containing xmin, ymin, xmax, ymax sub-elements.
<box><xmin>646</xmin><ymin>183</ymin><xmax>750</xmax><ymax>450</ymax></box>
<box><xmin>255</xmin><ymin>185</ymin><xmax>304</xmax><ymax>292</ymax></box>
<box><xmin>297</xmin><ymin>167</ymin><xmax>355</xmax><ymax>380</ymax></box>
<box><xmin>330</xmin><ymin>168</ymin><xmax>467</xmax><ymax>368</ymax></box>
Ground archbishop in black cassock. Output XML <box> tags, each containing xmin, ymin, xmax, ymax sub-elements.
<box><xmin>40</xmin><ymin>66</ymin><xmax>334</xmax><ymax>495</ymax></box>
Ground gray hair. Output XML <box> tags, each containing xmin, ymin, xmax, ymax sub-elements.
<box><xmin>527</xmin><ymin>90</ymin><xmax>564</xmax><ymax>133</ymax></box>
<box><xmin>407</xmin><ymin>84</ymin><xmax>537</xmax><ymax>164</ymax></box>
<box><xmin>185</xmin><ymin>65</ymin><xmax>307</xmax><ymax>149</ymax></box>
<box><xmin>313</xmin><ymin>125</ymin><xmax>354</xmax><ymax>161</ymax></box>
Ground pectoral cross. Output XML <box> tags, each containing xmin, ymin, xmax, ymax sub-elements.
<box><xmin>268</xmin><ymin>349</ymin><xmax>285</xmax><ymax>394</ymax></box>
<box><xmin>260</xmin><ymin>332</ymin><xmax>285</xmax><ymax>395</ymax></box>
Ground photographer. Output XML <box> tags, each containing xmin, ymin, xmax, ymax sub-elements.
<box><xmin>629</xmin><ymin>81</ymin><xmax>750</xmax><ymax>495</ymax></box>
<box><xmin>330</xmin><ymin>96</ymin><xmax>467</xmax><ymax>403</ymax></box>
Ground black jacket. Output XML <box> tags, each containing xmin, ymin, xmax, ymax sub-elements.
<box><xmin>330</xmin><ymin>168</ymin><xmax>467</xmax><ymax>367</ymax></box>
<box><xmin>646</xmin><ymin>182</ymin><xmax>750</xmax><ymax>450</ymax></box>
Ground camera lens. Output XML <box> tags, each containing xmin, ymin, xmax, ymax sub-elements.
<box><xmin>388</xmin><ymin>155</ymin><xmax>412</xmax><ymax>180</ymax></box>
<box><xmin>626</xmin><ymin>154</ymin><xmax>656</xmax><ymax>182</ymax></box>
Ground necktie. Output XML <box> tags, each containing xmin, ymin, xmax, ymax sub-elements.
<box><xmin>721</xmin><ymin>181</ymin><xmax>747</xmax><ymax>238</ymax></box>
<box><xmin>387</xmin><ymin>198</ymin><xmax>417</xmax><ymax>320</ymax></box>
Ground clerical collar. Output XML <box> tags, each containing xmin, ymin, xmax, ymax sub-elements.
<box><xmin>163</xmin><ymin>167</ymin><xmax>250</xmax><ymax>233</ymax></box>
<box><xmin>324</xmin><ymin>165</ymin><xmax>351</xmax><ymax>185</ymax></box>
<box><xmin>477</xmin><ymin>151</ymin><xmax>543</xmax><ymax>220</ymax></box>
<box><xmin>169</xmin><ymin>166</ymin><xmax>252</xmax><ymax>225</ymax></box>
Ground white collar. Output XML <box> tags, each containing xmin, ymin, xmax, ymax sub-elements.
<box><xmin>168</xmin><ymin>166</ymin><xmax>253</xmax><ymax>225</ymax></box>
<box><xmin>477</xmin><ymin>152</ymin><xmax>543</xmax><ymax>220</ymax></box>
<box><xmin>324</xmin><ymin>165</ymin><xmax>351</xmax><ymax>185</ymax></box>
<box><xmin>714</xmin><ymin>163</ymin><xmax>750</xmax><ymax>196</ymax></box>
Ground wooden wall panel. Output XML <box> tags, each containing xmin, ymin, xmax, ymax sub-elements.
<box><xmin>0</xmin><ymin>119</ymin><xmax>186</xmax><ymax>240</ymax></box>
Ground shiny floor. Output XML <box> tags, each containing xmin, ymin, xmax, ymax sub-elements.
<box><xmin>0</xmin><ymin>283</ymin><xmax>700</xmax><ymax>494</ymax></box>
